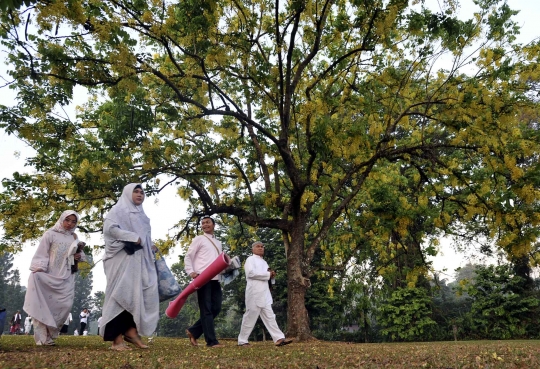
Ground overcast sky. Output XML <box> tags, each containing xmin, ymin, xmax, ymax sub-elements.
<box><xmin>1</xmin><ymin>1</ymin><xmax>539</xmax><ymax>295</ymax></box>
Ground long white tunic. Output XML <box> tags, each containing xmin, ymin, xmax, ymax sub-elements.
<box><xmin>23</xmin><ymin>230</ymin><xmax>85</xmax><ymax>330</ymax></box>
<box><xmin>237</xmin><ymin>254</ymin><xmax>285</xmax><ymax>344</ymax></box>
<box><xmin>244</xmin><ymin>255</ymin><xmax>272</xmax><ymax>308</ymax></box>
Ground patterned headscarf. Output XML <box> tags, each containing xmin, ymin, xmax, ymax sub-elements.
<box><xmin>50</xmin><ymin>210</ymin><xmax>80</xmax><ymax>235</ymax></box>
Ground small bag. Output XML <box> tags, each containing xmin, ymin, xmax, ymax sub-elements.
<box><xmin>71</xmin><ymin>242</ymin><xmax>86</xmax><ymax>273</ymax></box>
<box><xmin>222</xmin><ymin>255</ymin><xmax>241</xmax><ymax>274</ymax></box>
<box><xmin>154</xmin><ymin>250</ymin><xmax>182</xmax><ymax>302</ymax></box>
<box><xmin>221</xmin><ymin>256</ymin><xmax>241</xmax><ymax>285</ymax></box>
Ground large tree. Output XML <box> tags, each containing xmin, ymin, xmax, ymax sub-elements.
<box><xmin>1</xmin><ymin>0</ymin><xmax>540</xmax><ymax>339</ymax></box>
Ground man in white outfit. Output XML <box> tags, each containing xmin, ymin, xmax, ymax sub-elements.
<box><xmin>237</xmin><ymin>241</ymin><xmax>292</xmax><ymax>347</ymax></box>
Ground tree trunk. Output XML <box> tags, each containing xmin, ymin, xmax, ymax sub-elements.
<box><xmin>285</xmin><ymin>232</ymin><xmax>313</xmax><ymax>341</ymax></box>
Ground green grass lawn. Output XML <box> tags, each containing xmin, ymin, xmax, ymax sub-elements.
<box><xmin>1</xmin><ymin>335</ymin><xmax>540</xmax><ymax>368</ymax></box>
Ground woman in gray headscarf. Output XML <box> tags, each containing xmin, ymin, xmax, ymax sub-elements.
<box><xmin>100</xmin><ymin>183</ymin><xmax>159</xmax><ymax>350</ymax></box>
<box><xmin>23</xmin><ymin>210</ymin><xmax>86</xmax><ymax>346</ymax></box>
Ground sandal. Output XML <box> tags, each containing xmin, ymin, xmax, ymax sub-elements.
<box><xmin>275</xmin><ymin>338</ymin><xmax>293</xmax><ymax>347</ymax></box>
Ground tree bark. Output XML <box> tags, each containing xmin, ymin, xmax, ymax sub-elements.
<box><xmin>285</xmin><ymin>227</ymin><xmax>314</xmax><ymax>340</ymax></box>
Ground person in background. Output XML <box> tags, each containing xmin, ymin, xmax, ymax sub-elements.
<box><xmin>23</xmin><ymin>210</ymin><xmax>86</xmax><ymax>346</ymax></box>
<box><xmin>11</xmin><ymin>311</ymin><xmax>22</xmax><ymax>334</ymax></box>
<box><xmin>80</xmin><ymin>308</ymin><xmax>89</xmax><ymax>334</ymax></box>
<box><xmin>100</xmin><ymin>183</ymin><xmax>159</xmax><ymax>351</ymax></box>
<box><xmin>237</xmin><ymin>241</ymin><xmax>293</xmax><ymax>347</ymax></box>
<box><xmin>97</xmin><ymin>316</ymin><xmax>103</xmax><ymax>336</ymax></box>
<box><xmin>60</xmin><ymin>312</ymin><xmax>72</xmax><ymax>335</ymax></box>
<box><xmin>24</xmin><ymin>315</ymin><xmax>32</xmax><ymax>335</ymax></box>
<box><xmin>184</xmin><ymin>215</ymin><xmax>224</xmax><ymax>348</ymax></box>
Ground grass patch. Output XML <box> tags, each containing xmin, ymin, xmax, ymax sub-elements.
<box><xmin>1</xmin><ymin>335</ymin><xmax>539</xmax><ymax>368</ymax></box>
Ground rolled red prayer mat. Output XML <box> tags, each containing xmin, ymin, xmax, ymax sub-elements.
<box><xmin>165</xmin><ymin>253</ymin><xmax>231</xmax><ymax>318</ymax></box>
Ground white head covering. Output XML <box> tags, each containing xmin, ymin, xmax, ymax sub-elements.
<box><xmin>105</xmin><ymin>183</ymin><xmax>150</xmax><ymax>239</ymax></box>
<box><xmin>50</xmin><ymin>210</ymin><xmax>80</xmax><ymax>235</ymax></box>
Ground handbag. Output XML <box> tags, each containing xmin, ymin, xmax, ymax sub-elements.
<box><xmin>154</xmin><ymin>250</ymin><xmax>182</xmax><ymax>302</ymax></box>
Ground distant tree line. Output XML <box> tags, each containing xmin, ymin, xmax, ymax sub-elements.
<box><xmin>0</xmin><ymin>253</ymin><xmax>25</xmax><ymax>334</ymax></box>
<box><xmin>2</xmin><ymin>234</ymin><xmax>539</xmax><ymax>342</ymax></box>
<box><xmin>156</xmin><ymin>227</ymin><xmax>540</xmax><ymax>343</ymax></box>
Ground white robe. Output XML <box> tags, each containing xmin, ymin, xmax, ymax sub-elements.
<box><xmin>100</xmin><ymin>183</ymin><xmax>159</xmax><ymax>337</ymax></box>
<box><xmin>24</xmin><ymin>317</ymin><xmax>32</xmax><ymax>333</ymax></box>
<box><xmin>23</xmin><ymin>210</ymin><xmax>85</xmax><ymax>344</ymax></box>
<box><xmin>238</xmin><ymin>255</ymin><xmax>285</xmax><ymax>344</ymax></box>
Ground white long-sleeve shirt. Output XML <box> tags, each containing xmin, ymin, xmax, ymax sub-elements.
<box><xmin>80</xmin><ymin>311</ymin><xmax>88</xmax><ymax>324</ymax></box>
<box><xmin>244</xmin><ymin>255</ymin><xmax>272</xmax><ymax>308</ymax></box>
<box><xmin>184</xmin><ymin>234</ymin><xmax>222</xmax><ymax>281</ymax></box>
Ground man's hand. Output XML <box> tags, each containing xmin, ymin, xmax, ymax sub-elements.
<box><xmin>269</xmin><ymin>270</ymin><xmax>276</xmax><ymax>278</ymax></box>
<box><xmin>74</xmin><ymin>253</ymin><xmax>82</xmax><ymax>261</ymax></box>
<box><xmin>190</xmin><ymin>272</ymin><xmax>199</xmax><ymax>279</ymax></box>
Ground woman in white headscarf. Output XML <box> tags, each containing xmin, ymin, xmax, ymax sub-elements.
<box><xmin>23</xmin><ymin>210</ymin><xmax>86</xmax><ymax>346</ymax></box>
<box><xmin>100</xmin><ymin>183</ymin><xmax>159</xmax><ymax>351</ymax></box>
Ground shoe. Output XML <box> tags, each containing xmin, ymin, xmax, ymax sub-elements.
<box><xmin>275</xmin><ymin>338</ymin><xmax>293</xmax><ymax>347</ymax></box>
<box><xmin>209</xmin><ymin>343</ymin><xmax>225</xmax><ymax>348</ymax></box>
<box><xmin>186</xmin><ymin>329</ymin><xmax>198</xmax><ymax>346</ymax></box>
<box><xmin>238</xmin><ymin>343</ymin><xmax>250</xmax><ymax>347</ymax></box>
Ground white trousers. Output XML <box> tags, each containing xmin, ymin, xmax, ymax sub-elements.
<box><xmin>33</xmin><ymin>319</ymin><xmax>59</xmax><ymax>345</ymax></box>
<box><xmin>237</xmin><ymin>304</ymin><xmax>285</xmax><ymax>344</ymax></box>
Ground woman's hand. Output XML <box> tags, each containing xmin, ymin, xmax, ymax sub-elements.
<box><xmin>190</xmin><ymin>272</ymin><xmax>199</xmax><ymax>279</ymax></box>
<box><xmin>136</xmin><ymin>238</ymin><xmax>141</xmax><ymax>245</ymax></box>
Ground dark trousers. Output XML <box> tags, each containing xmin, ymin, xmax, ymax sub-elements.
<box><xmin>188</xmin><ymin>280</ymin><xmax>222</xmax><ymax>346</ymax></box>
<box><xmin>80</xmin><ymin>322</ymin><xmax>87</xmax><ymax>333</ymax></box>
<box><xmin>103</xmin><ymin>311</ymin><xmax>136</xmax><ymax>341</ymax></box>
